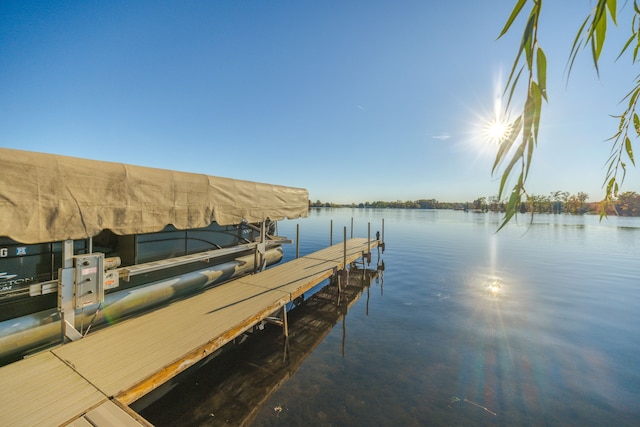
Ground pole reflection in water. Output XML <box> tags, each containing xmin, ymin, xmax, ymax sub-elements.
<box><xmin>138</xmin><ymin>264</ymin><xmax>384</xmax><ymax>427</ymax></box>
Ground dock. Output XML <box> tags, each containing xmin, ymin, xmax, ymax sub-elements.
<box><xmin>139</xmin><ymin>266</ymin><xmax>381</xmax><ymax>426</ymax></box>
<box><xmin>0</xmin><ymin>237</ymin><xmax>379</xmax><ymax>427</ymax></box>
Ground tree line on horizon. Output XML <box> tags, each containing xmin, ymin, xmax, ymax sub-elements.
<box><xmin>309</xmin><ymin>191</ymin><xmax>640</xmax><ymax>217</ymax></box>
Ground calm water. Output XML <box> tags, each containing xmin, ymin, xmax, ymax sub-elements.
<box><xmin>145</xmin><ymin>208</ymin><xmax>640</xmax><ymax>426</ymax></box>
<box><xmin>253</xmin><ymin>208</ymin><xmax>640</xmax><ymax>426</ymax></box>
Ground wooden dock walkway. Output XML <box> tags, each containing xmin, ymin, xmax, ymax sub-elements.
<box><xmin>0</xmin><ymin>238</ymin><xmax>379</xmax><ymax>426</ymax></box>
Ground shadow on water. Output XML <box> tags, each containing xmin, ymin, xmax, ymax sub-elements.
<box><xmin>137</xmin><ymin>265</ymin><xmax>383</xmax><ymax>427</ymax></box>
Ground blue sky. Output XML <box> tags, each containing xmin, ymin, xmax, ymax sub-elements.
<box><xmin>2</xmin><ymin>1</ymin><xmax>639</xmax><ymax>203</ymax></box>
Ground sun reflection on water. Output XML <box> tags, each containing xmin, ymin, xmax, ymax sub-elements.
<box><xmin>486</xmin><ymin>234</ymin><xmax>503</xmax><ymax>298</ymax></box>
<box><xmin>487</xmin><ymin>276</ymin><xmax>502</xmax><ymax>296</ymax></box>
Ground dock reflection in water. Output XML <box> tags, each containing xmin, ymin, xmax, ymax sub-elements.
<box><xmin>138</xmin><ymin>264</ymin><xmax>383</xmax><ymax>426</ymax></box>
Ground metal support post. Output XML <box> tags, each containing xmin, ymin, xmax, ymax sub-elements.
<box><xmin>295</xmin><ymin>224</ymin><xmax>300</xmax><ymax>259</ymax></box>
<box><xmin>282</xmin><ymin>305</ymin><xmax>289</xmax><ymax>363</ymax></box>
<box><xmin>350</xmin><ymin>217</ymin><xmax>353</xmax><ymax>239</ymax></box>
<box><xmin>366</xmin><ymin>223</ymin><xmax>372</xmax><ymax>266</ymax></box>
<box><xmin>343</xmin><ymin>227</ymin><xmax>347</xmax><ymax>271</ymax></box>
<box><xmin>59</xmin><ymin>240</ymin><xmax>82</xmax><ymax>342</ymax></box>
<box><xmin>337</xmin><ymin>227</ymin><xmax>348</xmax><ymax>291</ymax></box>
<box><xmin>330</xmin><ymin>220</ymin><xmax>333</xmax><ymax>246</ymax></box>
<box><xmin>255</xmin><ymin>220</ymin><xmax>267</xmax><ymax>273</ymax></box>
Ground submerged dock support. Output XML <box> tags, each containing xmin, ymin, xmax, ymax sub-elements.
<box><xmin>282</xmin><ymin>305</ymin><xmax>289</xmax><ymax>363</ymax></box>
<box><xmin>265</xmin><ymin>305</ymin><xmax>290</xmax><ymax>363</ymax></box>
<box><xmin>364</xmin><ymin>223</ymin><xmax>372</xmax><ymax>266</ymax></box>
<box><xmin>336</xmin><ymin>227</ymin><xmax>349</xmax><ymax>293</ymax></box>
<box><xmin>351</xmin><ymin>217</ymin><xmax>354</xmax><ymax>239</ymax></box>
<box><xmin>330</xmin><ymin>220</ymin><xmax>333</xmax><ymax>246</ymax></box>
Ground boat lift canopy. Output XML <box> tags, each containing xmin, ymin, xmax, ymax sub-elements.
<box><xmin>0</xmin><ymin>149</ymin><xmax>309</xmax><ymax>244</ymax></box>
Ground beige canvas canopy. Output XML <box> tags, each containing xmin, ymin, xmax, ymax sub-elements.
<box><xmin>0</xmin><ymin>148</ymin><xmax>308</xmax><ymax>244</ymax></box>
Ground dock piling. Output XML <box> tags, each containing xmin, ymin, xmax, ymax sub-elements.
<box><xmin>282</xmin><ymin>305</ymin><xmax>289</xmax><ymax>363</ymax></box>
<box><xmin>330</xmin><ymin>220</ymin><xmax>333</xmax><ymax>246</ymax></box>
<box><xmin>343</xmin><ymin>227</ymin><xmax>347</xmax><ymax>269</ymax></box>
<box><xmin>295</xmin><ymin>224</ymin><xmax>300</xmax><ymax>259</ymax></box>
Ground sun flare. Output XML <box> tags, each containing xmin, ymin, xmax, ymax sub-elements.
<box><xmin>483</xmin><ymin>118</ymin><xmax>512</xmax><ymax>144</ymax></box>
<box><xmin>482</xmin><ymin>95</ymin><xmax>512</xmax><ymax>144</ymax></box>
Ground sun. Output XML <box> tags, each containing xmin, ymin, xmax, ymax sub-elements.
<box><xmin>481</xmin><ymin>92</ymin><xmax>513</xmax><ymax>144</ymax></box>
<box><xmin>483</xmin><ymin>117</ymin><xmax>512</xmax><ymax>144</ymax></box>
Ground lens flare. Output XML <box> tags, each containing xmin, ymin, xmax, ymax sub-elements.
<box><xmin>483</xmin><ymin>118</ymin><xmax>512</xmax><ymax>144</ymax></box>
<box><xmin>482</xmin><ymin>96</ymin><xmax>512</xmax><ymax>144</ymax></box>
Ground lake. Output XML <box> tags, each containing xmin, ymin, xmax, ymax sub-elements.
<box><xmin>142</xmin><ymin>208</ymin><xmax>640</xmax><ymax>426</ymax></box>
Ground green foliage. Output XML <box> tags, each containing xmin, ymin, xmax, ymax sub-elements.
<box><xmin>497</xmin><ymin>0</ymin><xmax>639</xmax><ymax>227</ymax></box>
<box><xmin>614</xmin><ymin>191</ymin><xmax>640</xmax><ymax>215</ymax></box>
<box><xmin>494</xmin><ymin>0</ymin><xmax>545</xmax><ymax>231</ymax></box>
<box><xmin>308</xmin><ymin>191</ymin><xmax>610</xmax><ymax>215</ymax></box>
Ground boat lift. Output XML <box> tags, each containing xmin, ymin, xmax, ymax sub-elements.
<box><xmin>56</xmin><ymin>222</ymin><xmax>288</xmax><ymax>342</ymax></box>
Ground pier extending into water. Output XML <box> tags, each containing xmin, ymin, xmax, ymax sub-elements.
<box><xmin>0</xmin><ymin>237</ymin><xmax>380</xmax><ymax>426</ymax></box>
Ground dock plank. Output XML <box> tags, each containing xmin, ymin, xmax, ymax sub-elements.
<box><xmin>0</xmin><ymin>238</ymin><xmax>380</xmax><ymax>425</ymax></box>
<box><xmin>68</xmin><ymin>400</ymin><xmax>149</xmax><ymax>426</ymax></box>
<box><xmin>0</xmin><ymin>353</ymin><xmax>106</xmax><ymax>427</ymax></box>
<box><xmin>52</xmin><ymin>282</ymin><xmax>291</xmax><ymax>402</ymax></box>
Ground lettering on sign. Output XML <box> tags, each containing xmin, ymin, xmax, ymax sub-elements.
<box><xmin>0</xmin><ymin>248</ymin><xmax>7</xmax><ymax>257</ymax></box>
<box><xmin>16</xmin><ymin>247</ymin><xmax>27</xmax><ymax>256</ymax></box>
<box><xmin>81</xmin><ymin>267</ymin><xmax>98</xmax><ymax>276</ymax></box>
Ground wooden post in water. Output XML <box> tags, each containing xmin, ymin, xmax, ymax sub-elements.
<box><xmin>330</xmin><ymin>220</ymin><xmax>333</xmax><ymax>246</ymax></box>
<box><xmin>335</xmin><ymin>226</ymin><xmax>350</xmax><ymax>296</ymax></box>
<box><xmin>367</xmin><ymin>222</ymin><xmax>371</xmax><ymax>266</ymax></box>
<box><xmin>282</xmin><ymin>305</ymin><xmax>289</xmax><ymax>363</ymax></box>
<box><xmin>295</xmin><ymin>224</ymin><xmax>299</xmax><ymax>259</ymax></box>
<box><xmin>350</xmin><ymin>217</ymin><xmax>353</xmax><ymax>239</ymax></box>
<box><xmin>343</xmin><ymin>226</ymin><xmax>347</xmax><ymax>270</ymax></box>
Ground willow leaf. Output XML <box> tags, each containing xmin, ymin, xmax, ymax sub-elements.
<box><xmin>530</xmin><ymin>81</ymin><xmax>542</xmax><ymax>141</ymax></box>
<box><xmin>628</xmin><ymin>87</ymin><xmax>640</xmax><ymax>109</ymax></box>
<box><xmin>606</xmin><ymin>176</ymin><xmax>616</xmax><ymax>195</ymax></box>
<box><xmin>497</xmin><ymin>176</ymin><xmax>523</xmax><ymax>232</ymax></box>
<box><xmin>599</xmin><ymin>203</ymin><xmax>608</xmax><ymax>220</ymax></box>
<box><xmin>536</xmin><ymin>48</ymin><xmax>548</xmax><ymax>100</ymax></box>
<box><xmin>505</xmin><ymin>67</ymin><xmax>524</xmax><ymax>110</ymax></box>
<box><xmin>625</xmin><ymin>136</ymin><xmax>636</xmax><ymax>165</ymax></box>
<box><xmin>589</xmin><ymin>0</ymin><xmax>607</xmax><ymax>75</ymax></box>
<box><xmin>522</xmin><ymin>91</ymin><xmax>535</xmax><ymax>146</ymax></box>
<box><xmin>618</xmin><ymin>33</ymin><xmax>635</xmax><ymax>60</ymax></box>
<box><xmin>525</xmin><ymin>83</ymin><xmax>541</xmax><ymax>179</ymax></box>
<box><xmin>606</xmin><ymin>0</ymin><xmax>617</xmax><ymax>25</ymax></box>
<box><xmin>499</xmin><ymin>141</ymin><xmax>526</xmax><ymax>198</ymax></box>
<box><xmin>590</xmin><ymin>33</ymin><xmax>602</xmax><ymax>77</ymax></box>
<box><xmin>634</xmin><ymin>112</ymin><xmax>640</xmax><ymax>136</ymax></box>
<box><xmin>618</xmin><ymin>113</ymin><xmax>626</xmax><ymax>132</ymax></box>
<box><xmin>492</xmin><ymin>115</ymin><xmax>522</xmax><ymax>174</ymax></box>
<box><xmin>522</xmin><ymin>11</ymin><xmax>537</xmax><ymax>69</ymax></box>
<box><xmin>498</xmin><ymin>0</ymin><xmax>528</xmax><ymax>39</ymax></box>
<box><xmin>567</xmin><ymin>16</ymin><xmax>590</xmax><ymax>77</ymax></box>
